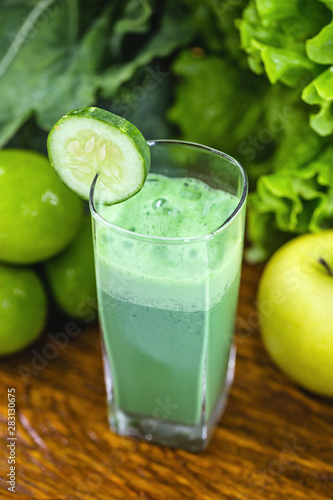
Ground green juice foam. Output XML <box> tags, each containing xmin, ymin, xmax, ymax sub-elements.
<box><xmin>100</xmin><ymin>173</ymin><xmax>239</xmax><ymax>238</ymax></box>
<box><xmin>96</xmin><ymin>174</ymin><xmax>240</xmax><ymax>311</ymax></box>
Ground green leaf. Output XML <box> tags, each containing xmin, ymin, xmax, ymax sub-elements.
<box><xmin>257</xmin><ymin>173</ymin><xmax>302</xmax><ymax>231</ymax></box>
<box><xmin>307</xmin><ymin>21</ymin><xmax>333</xmax><ymax>64</ymax></box>
<box><xmin>108</xmin><ymin>63</ymin><xmax>175</xmax><ymax>139</ymax></box>
<box><xmin>237</xmin><ymin>0</ymin><xmax>333</xmax><ymax>137</ymax></box>
<box><xmin>310</xmin><ymin>187</ymin><xmax>333</xmax><ymax>230</ymax></box>
<box><xmin>0</xmin><ymin>0</ymin><xmax>112</xmax><ymax>146</ymax></box>
<box><xmin>177</xmin><ymin>0</ymin><xmax>226</xmax><ymax>54</ymax></box>
<box><xmin>246</xmin><ymin>164</ymin><xmax>333</xmax><ymax>261</ymax></box>
<box><xmin>256</xmin><ymin>0</ymin><xmax>330</xmax><ymax>39</ymax></box>
<box><xmin>168</xmin><ymin>49</ymin><xmax>268</xmax><ymax>157</ymax></box>
<box><xmin>256</xmin><ymin>0</ymin><xmax>299</xmax><ymax>23</ymax></box>
<box><xmin>259</xmin><ymin>45</ymin><xmax>318</xmax><ymax>86</ymax></box>
<box><xmin>305</xmin><ymin>145</ymin><xmax>333</xmax><ymax>186</ymax></box>
<box><xmin>302</xmin><ymin>67</ymin><xmax>333</xmax><ymax>136</ymax></box>
<box><xmin>113</xmin><ymin>0</ymin><xmax>153</xmax><ymax>35</ymax></box>
<box><xmin>0</xmin><ymin>0</ymin><xmax>193</xmax><ymax>147</ymax></box>
<box><xmin>246</xmin><ymin>195</ymin><xmax>294</xmax><ymax>262</ymax></box>
<box><xmin>270</xmin><ymin>107</ymin><xmax>325</xmax><ymax>173</ymax></box>
<box><xmin>98</xmin><ymin>1</ymin><xmax>195</xmax><ymax>98</ymax></box>
<box><xmin>109</xmin><ymin>0</ymin><xmax>155</xmax><ymax>59</ymax></box>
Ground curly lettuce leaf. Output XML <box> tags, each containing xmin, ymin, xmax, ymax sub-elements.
<box><xmin>238</xmin><ymin>0</ymin><xmax>333</xmax><ymax>137</ymax></box>
<box><xmin>256</xmin><ymin>0</ymin><xmax>330</xmax><ymax>38</ymax></box>
<box><xmin>311</xmin><ymin>187</ymin><xmax>333</xmax><ymax>230</ymax></box>
<box><xmin>243</xmin><ymin>92</ymin><xmax>333</xmax><ymax>261</ymax></box>
<box><xmin>238</xmin><ymin>0</ymin><xmax>328</xmax><ymax>85</ymax></box>
<box><xmin>302</xmin><ymin>67</ymin><xmax>333</xmax><ymax>136</ymax></box>
<box><xmin>247</xmin><ymin>178</ymin><xmax>330</xmax><ymax>261</ymax></box>
<box><xmin>246</xmin><ymin>139</ymin><xmax>333</xmax><ymax>261</ymax></box>
<box><xmin>256</xmin><ymin>43</ymin><xmax>319</xmax><ymax>87</ymax></box>
<box><xmin>306</xmin><ymin>21</ymin><xmax>333</xmax><ymax>64</ymax></box>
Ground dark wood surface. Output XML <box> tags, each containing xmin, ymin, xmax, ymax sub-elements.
<box><xmin>1</xmin><ymin>262</ymin><xmax>333</xmax><ymax>500</ymax></box>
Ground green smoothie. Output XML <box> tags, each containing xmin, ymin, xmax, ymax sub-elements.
<box><xmin>95</xmin><ymin>174</ymin><xmax>241</xmax><ymax>426</ymax></box>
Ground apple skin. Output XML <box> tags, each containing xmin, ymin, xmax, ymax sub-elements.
<box><xmin>257</xmin><ymin>230</ymin><xmax>333</xmax><ymax>397</ymax></box>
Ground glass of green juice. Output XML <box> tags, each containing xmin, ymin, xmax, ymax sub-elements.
<box><xmin>89</xmin><ymin>140</ymin><xmax>247</xmax><ymax>451</ymax></box>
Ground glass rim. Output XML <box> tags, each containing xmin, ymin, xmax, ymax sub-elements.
<box><xmin>89</xmin><ymin>139</ymin><xmax>248</xmax><ymax>244</ymax></box>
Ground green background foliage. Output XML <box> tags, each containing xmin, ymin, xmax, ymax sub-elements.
<box><xmin>1</xmin><ymin>0</ymin><xmax>332</xmax><ymax>260</ymax></box>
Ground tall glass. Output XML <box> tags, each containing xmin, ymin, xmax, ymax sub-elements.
<box><xmin>90</xmin><ymin>140</ymin><xmax>247</xmax><ymax>451</ymax></box>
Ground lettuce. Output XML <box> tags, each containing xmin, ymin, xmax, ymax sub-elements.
<box><xmin>232</xmin><ymin>0</ymin><xmax>333</xmax><ymax>260</ymax></box>
<box><xmin>168</xmin><ymin>50</ymin><xmax>269</xmax><ymax>156</ymax></box>
<box><xmin>247</xmin><ymin>167</ymin><xmax>333</xmax><ymax>262</ymax></box>
<box><xmin>245</xmin><ymin>97</ymin><xmax>333</xmax><ymax>260</ymax></box>
<box><xmin>238</xmin><ymin>0</ymin><xmax>333</xmax><ymax>136</ymax></box>
<box><xmin>302</xmin><ymin>68</ymin><xmax>333</xmax><ymax>136</ymax></box>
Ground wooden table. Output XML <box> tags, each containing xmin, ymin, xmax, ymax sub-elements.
<box><xmin>0</xmin><ymin>262</ymin><xmax>332</xmax><ymax>500</ymax></box>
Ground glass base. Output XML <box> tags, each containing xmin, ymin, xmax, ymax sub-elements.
<box><xmin>105</xmin><ymin>344</ymin><xmax>236</xmax><ymax>452</ymax></box>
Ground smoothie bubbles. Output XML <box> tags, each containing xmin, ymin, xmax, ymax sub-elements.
<box><xmin>90</xmin><ymin>140</ymin><xmax>247</xmax><ymax>451</ymax></box>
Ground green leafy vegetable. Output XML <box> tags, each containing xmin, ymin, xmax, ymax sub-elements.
<box><xmin>168</xmin><ymin>50</ymin><xmax>269</xmax><ymax>159</ymax></box>
<box><xmin>1</xmin><ymin>0</ymin><xmax>332</xmax><ymax>263</ymax></box>
<box><xmin>0</xmin><ymin>0</ymin><xmax>111</xmax><ymax>146</ymax></box>
<box><xmin>238</xmin><ymin>0</ymin><xmax>333</xmax><ymax>134</ymax></box>
<box><xmin>98</xmin><ymin>1</ymin><xmax>195</xmax><ymax>98</ymax></box>
<box><xmin>302</xmin><ymin>67</ymin><xmax>333</xmax><ymax>136</ymax></box>
<box><xmin>108</xmin><ymin>63</ymin><xmax>175</xmax><ymax>140</ymax></box>
<box><xmin>244</xmin><ymin>98</ymin><xmax>332</xmax><ymax>260</ymax></box>
<box><xmin>0</xmin><ymin>0</ymin><xmax>194</xmax><ymax>147</ymax></box>
<box><xmin>233</xmin><ymin>0</ymin><xmax>333</xmax><ymax>260</ymax></box>
<box><xmin>306</xmin><ymin>21</ymin><xmax>333</xmax><ymax>64</ymax></box>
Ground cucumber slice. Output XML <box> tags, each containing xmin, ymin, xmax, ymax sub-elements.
<box><xmin>47</xmin><ymin>107</ymin><xmax>151</xmax><ymax>205</ymax></box>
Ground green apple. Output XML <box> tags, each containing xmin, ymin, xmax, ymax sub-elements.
<box><xmin>257</xmin><ymin>230</ymin><xmax>333</xmax><ymax>397</ymax></box>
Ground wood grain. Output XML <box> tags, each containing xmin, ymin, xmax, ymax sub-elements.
<box><xmin>0</xmin><ymin>262</ymin><xmax>332</xmax><ymax>500</ymax></box>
